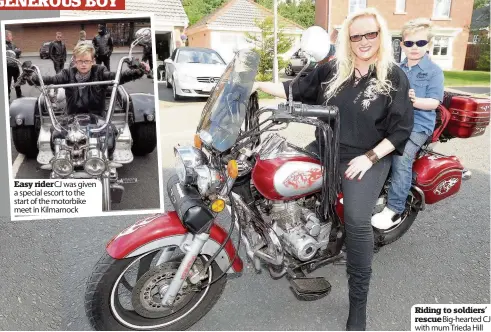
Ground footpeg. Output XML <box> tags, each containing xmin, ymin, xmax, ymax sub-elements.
<box><xmin>288</xmin><ymin>277</ymin><xmax>331</xmax><ymax>301</ymax></box>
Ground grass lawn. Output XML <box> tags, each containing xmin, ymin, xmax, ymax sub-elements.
<box><xmin>258</xmin><ymin>91</ymin><xmax>275</xmax><ymax>99</ymax></box>
<box><xmin>444</xmin><ymin>70</ymin><xmax>490</xmax><ymax>87</ymax></box>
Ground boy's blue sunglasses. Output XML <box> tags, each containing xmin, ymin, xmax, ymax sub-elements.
<box><xmin>403</xmin><ymin>40</ymin><xmax>429</xmax><ymax>47</ymax></box>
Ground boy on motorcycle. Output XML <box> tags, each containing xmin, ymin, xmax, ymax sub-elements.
<box><xmin>26</xmin><ymin>43</ymin><xmax>150</xmax><ymax>116</ymax></box>
<box><xmin>371</xmin><ymin>18</ymin><xmax>444</xmax><ymax>230</ymax></box>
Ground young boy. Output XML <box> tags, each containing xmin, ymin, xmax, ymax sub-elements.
<box><xmin>28</xmin><ymin>43</ymin><xmax>149</xmax><ymax>115</ymax></box>
<box><xmin>371</xmin><ymin>18</ymin><xmax>444</xmax><ymax>230</ymax></box>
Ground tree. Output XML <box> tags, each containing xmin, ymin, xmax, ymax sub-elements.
<box><xmin>256</xmin><ymin>0</ymin><xmax>315</xmax><ymax>28</ymax></box>
<box><xmin>245</xmin><ymin>16</ymin><xmax>294</xmax><ymax>81</ymax></box>
<box><xmin>477</xmin><ymin>39</ymin><xmax>490</xmax><ymax>71</ymax></box>
<box><xmin>182</xmin><ymin>0</ymin><xmax>227</xmax><ymax>26</ymax></box>
<box><xmin>474</xmin><ymin>0</ymin><xmax>490</xmax><ymax>9</ymax></box>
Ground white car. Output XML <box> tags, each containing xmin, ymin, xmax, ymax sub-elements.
<box><xmin>164</xmin><ymin>47</ymin><xmax>227</xmax><ymax>100</ymax></box>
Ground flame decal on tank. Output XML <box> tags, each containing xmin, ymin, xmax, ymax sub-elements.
<box><xmin>283</xmin><ymin>168</ymin><xmax>323</xmax><ymax>189</ymax></box>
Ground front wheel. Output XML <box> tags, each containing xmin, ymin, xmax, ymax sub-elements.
<box><xmin>85</xmin><ymin>249</ymin><xmax>227</xmax><ymax>331</ymax></box>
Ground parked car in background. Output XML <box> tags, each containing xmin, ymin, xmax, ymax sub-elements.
<box><xmin>285</xmin><ymin>48</ymin><xmax>317</xmax><ymax>77</ymax></box>
<box><xmin>39</xmin><ymin>42</ymin><xmax>51</xmax><ymax>59</ymax></box>
<box><xmin>164</xmin><ymin>47</ymin><xmax>227</xmax><ymax>100</ymax></box>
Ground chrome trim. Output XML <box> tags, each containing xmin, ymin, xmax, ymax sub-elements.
<box><xmin>462</xmin><ymin>169</ymin><xmax>472</xmax><ymax>180</ymax></box>
<box><xmin>411</xmin><ymin>185</ymin><xmax>426</xmax><ymax>211</ymax></box>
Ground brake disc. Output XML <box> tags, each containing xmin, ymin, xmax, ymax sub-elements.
<box><xmin>131</xmin><ymin>260</ymin><xmax>205</xmax><ymax>319</ymax></box>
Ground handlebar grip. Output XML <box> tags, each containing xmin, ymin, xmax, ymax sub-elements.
<box><xmin>291</xmin><ymin>104</ymin><xmax>339</xmax><ymax>119</ymax></box>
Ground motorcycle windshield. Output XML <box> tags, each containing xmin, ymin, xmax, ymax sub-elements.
<box><xmin>196</xmin><ymin>49</ymin><xmax>260</xmax><ymax>152</ymax></box>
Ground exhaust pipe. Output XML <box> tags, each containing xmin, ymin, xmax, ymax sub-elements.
<box><xmin>462</xmin><ymin>169</ymin><xmax>472</xmax><ymax>181</ymax></box>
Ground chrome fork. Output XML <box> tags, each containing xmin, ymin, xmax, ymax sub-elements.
<box><xmin>160</xmin><ymin>232</ymin><xmax>210</xmax><ymax>306</ymax></box>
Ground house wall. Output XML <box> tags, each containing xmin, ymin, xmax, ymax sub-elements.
<box><xmin>188</xmin><ymin>30</ymin><xmax>212</xmax><ymax>48</ymax></box>
<box><xmin>202</xmin><ymin>30</ymin><xmax>302</xmax><ymax>64</ymax></box>
<box><xmin>316</xmin><ymin>0</ymin><xmax>474</xmax><ymax>70</ymax></box>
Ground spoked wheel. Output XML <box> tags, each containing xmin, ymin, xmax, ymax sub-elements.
<box><xmin>85</xmin><ymin>247</ymin><xmax>227</xmax><ymax>331</ymax></box>
<box><xmin>373</xmin><ymin>194</ymin><xmax>420</xmax><ymax>247</ymax></box>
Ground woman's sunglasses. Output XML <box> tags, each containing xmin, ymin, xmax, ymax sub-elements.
<box><xmin>402</xmin><ymin>40</ymin><xmax>429</xmax><ymax>47</ymax></box>
<box><xmin>349</xmin><ymin>31</ymin><xmax>379</xmax><ymax>42</ymax></box>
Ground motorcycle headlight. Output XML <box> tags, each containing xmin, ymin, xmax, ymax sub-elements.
<box><xmin>195</xmin><ymin>165</ymin><xmax>222</xmax><ymax>196</ymax></box>
<box><xmin>84</xmin><ymin>149</ymin><xmax>106</xmax><ymax>176</ymax></box>
<box><xmin>52</xmin><ymin>150</ymin><xmax>73</xmax><ymax>177</ymax></box>
<box><xmin>195</xmin><ymin>166</ymin><xmax>212</xmax><ymax>195</ymax></box>
<box><xmin>174</xmin><ymin>146</ymin><xmax>208</xmax><ymax>185</ymax></box>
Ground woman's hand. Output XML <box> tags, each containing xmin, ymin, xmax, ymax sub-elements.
<box><xmin>345</xmin><ymin>155</ymin><xmax>374</xmax><ymax>180</ymax></box>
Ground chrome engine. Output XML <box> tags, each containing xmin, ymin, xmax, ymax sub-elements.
<box><xmin>260</xmin><ymin>200</ymin><xmax>331</xmax><ymax>261</ymax></box>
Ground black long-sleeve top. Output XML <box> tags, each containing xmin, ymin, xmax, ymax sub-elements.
<box><xmin>283</xmin><ymin>61</ymin><xmax>414</xmax><ymax>162</ymax></box>
<box><xmin>33</xmin><ymin>64</ymin><xmax>144</xmax><ymax>115</ymax></box>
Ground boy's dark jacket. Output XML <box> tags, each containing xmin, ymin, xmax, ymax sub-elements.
<box><xmin>31</xmin><ymin>64</ymin><xmax>144</xmax><ymax>115</ymax></box>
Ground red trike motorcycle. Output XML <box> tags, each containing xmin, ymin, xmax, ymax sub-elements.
<box><xmin>84</xmin><ymin>27</ymin><xmax>490</xmax><ymax>330</ymax></box>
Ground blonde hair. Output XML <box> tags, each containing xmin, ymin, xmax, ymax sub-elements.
<box><xmin>73</xmin><ymin>43</ymin><xmax>95</xmax><ymax>59</ymax></box>
<box><xmin>324</xmin><ymin>7</ymin><xmax>396</xmax><ymax>102</ymax></box>
<box><xmin>401</xmin><ymin>18</ymin><xmax>434</xmax><ymax>41</ymax></box>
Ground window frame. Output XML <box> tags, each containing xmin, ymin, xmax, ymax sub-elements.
<box><xmin>432</xmin><ymin>0</ymin><xmax>452</xmax><ymax>19</ymax></box>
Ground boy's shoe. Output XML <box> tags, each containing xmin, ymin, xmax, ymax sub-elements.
<box><xmin>371</xmin><ymin>207</ymin><xmax>401</xmax><ymax>230</ymax></box>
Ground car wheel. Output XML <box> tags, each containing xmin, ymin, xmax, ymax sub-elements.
<box><xmin>166</xmin><ymin>71</ymin><xmax>171</xmax><ymax>88</ymax></box>
<box><xmin>173</xmin><ymin>78</ymin><xmax>182</xmax><ymax>101</ymax></box>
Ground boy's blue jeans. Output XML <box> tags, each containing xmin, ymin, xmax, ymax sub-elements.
<box><xmin>387</xmin><ymin>130</ymin><xmax>430</xmax><ymax>214</ymax></box>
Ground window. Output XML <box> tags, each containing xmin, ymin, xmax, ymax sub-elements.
<box><xmin>395</xmin><ymin>0</ymin><xmax>406</xmax><ymax>13</ymax></box>
<box><xmin>473</xmin><ymin>35</ymin><xmax>479</xmax><ymax>44</ymax></box>
<box><xmin>349</xmin><ymin>0</ymin><xmax>367</xmax><ymax>14</ymax></box>
<box><xmin>432</xmin><ymin>36</ymin><xmax>450</xmax><ymax>56</ymax></box>
<box><xmin>433</xmin><ymin>0</ymin><xmax>452</xmax><ymax>18</ymax></box>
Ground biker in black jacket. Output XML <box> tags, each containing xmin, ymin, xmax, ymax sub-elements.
<box><xmin>28</xmin><ymin>43</ymin><xmax>149</xmax><ymax>115</ymax></box>
<box><xmin>92</xmin><ymin>24</ymin><xmax>114</xmax><ymax>71</ymax></box>
<box><xmin>49</xmin><ymin>32</ymin><xmax>67</xmax><ymax>73</ymax></box>
<box><xmin>139</xmin><ymin>40</ymin><xmax>153</xmax><ymax>79</ymax></box>
<box><xmin>5</xmin><ymin>30</ymin><xmax>23</xmax><ymax>100</ymax></box>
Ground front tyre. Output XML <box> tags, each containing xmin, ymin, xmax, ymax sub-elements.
<box><xmin>85</xmin><ymin>250</ymin><xmax>227</xmax><ymax>331</ymax></box>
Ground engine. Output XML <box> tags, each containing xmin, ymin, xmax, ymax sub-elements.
<box><xmin>259</xmin><ymin>199</ymin><xmax>332</xmax><ymax>261</ymax></box>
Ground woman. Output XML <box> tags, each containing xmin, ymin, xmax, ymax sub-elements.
<box><xmin>253</xmin><ymin>8</ymin><xmax>413</xmax><ymax>331</ymax></box>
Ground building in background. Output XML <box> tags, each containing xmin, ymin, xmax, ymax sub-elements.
<box><xmin>186</xmin><ymin>0</ymin><xmax>305</xmax><ymax>64</ymax></box>
<box><xmin>61</xmin><ymin>0</ymin><xmax>189</xmax><ymax>62</ymax></box>
<box><xmin>5</xmin><ymin>17</ymin><xmax>150</xmax><ymax>53</ymax></box>
<box><xmin>315</xmin><ymin>0</ymin><xmax>474</xmax><ymax>70</ymax></box>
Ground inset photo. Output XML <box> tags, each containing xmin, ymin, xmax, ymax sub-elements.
<box><xmin>3</xmin><ymin>14</ymin><xmax>163</xmax><ymax>213</ymax></box>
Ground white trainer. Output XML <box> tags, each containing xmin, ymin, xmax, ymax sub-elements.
<box><xmin>371</xmin><ymin>206</ymin><xmax>402</xmax><ymax>230</ymax></box>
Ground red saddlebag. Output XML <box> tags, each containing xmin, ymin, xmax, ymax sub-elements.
<box><xmin>444</xmin><ymin>95</ymin><xmax>490</xmax><ymax>138</ymax></box>
<box><xmin>412</xmin><ymin>153</ymin><xmax>464</xmax><ymax>204</ymax></box>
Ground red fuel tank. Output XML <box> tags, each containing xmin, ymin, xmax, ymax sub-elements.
<box><xmin>252</xmin><ymin>134</ymin><xmax>322</xmax><ymax>201</ymax></box>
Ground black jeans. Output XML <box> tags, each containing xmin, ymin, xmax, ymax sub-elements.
<box><xmin>53</xmin><ymin>61</ymin><xmax>65</xmax><ymax>73</ymax></box>
<box><xmin>96</xmin><ymin>54</ymin><xmax>110</xmax><ymax>71</ymax></box>
<box><xmin>7</xmin><ymin>66</ymin><xmax>22</xmax><ymax>99</ymax></box>
<box><xmin>340</xmin><ymin>156</ymin><xmax>391</xmax><ymax>331</ymax></box>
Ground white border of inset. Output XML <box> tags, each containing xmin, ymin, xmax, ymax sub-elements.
<box><xmin>1</xmin><ymin>13</ymin><xmax>166</xmax><ymax>221</ymax></box>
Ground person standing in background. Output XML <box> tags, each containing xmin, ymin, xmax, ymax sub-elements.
<box><xmin>5</xmin><ymin>30</ymin><xmax>23</xmax><ymax>100</ymax></box>
<box><xmin>92</xmin><ymin>23</ymin><xmax>113</xmax><ymax>71</ymax></box>
<box><xmin>49</xmin><ymin>32</ymin><xmax>67</xmax><ymax>73</ymax></box>
<box><xmin>141</xmin><ymin>40</ymin><xmax>153</xmax><ymax>79</ymax></box>
<box><xmin>76</xmin><ymin>31</ymin><xmax>93</xmax><ymax>47</ymax></box>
